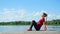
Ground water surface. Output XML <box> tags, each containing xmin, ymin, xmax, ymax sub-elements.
<box><xmin>0</xmin><ymin>25</ymin><xmax>60</xmax><ymax>32</ymax></box>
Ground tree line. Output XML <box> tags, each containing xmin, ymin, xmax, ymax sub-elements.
<box><xmin>0</xmin><ymin>21</ymin><xmax>31</xmax><ymax>25</ymax></box>
<box><xmin>46</xmin><ymin>19</ymin><xmax>60</xmax><ymax>25</ymax></box>
<box><xmin>0</xmin><ymin>19</ymin><xmax>60</xmax><ymax>25</ymax></box>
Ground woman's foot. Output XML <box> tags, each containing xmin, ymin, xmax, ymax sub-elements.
<box><xmin>27</xmin><ymin>28</ymin><xmax>32</xmax><ymax>31</ymax></box>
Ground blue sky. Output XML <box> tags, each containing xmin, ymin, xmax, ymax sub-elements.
<box><xmin>0</xmin><ymin>0</ymin><xmax>60</xmax><ymax>22</ymax></box>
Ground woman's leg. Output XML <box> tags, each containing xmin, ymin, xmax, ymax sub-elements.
<box><xmin>30</xmin><ymin>20</ymin><xmax>41</xmax><ymax>31</ymax></box>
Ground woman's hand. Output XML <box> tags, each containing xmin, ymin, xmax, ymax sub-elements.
<box><xmin>44</xmin><ymin>26</ymin><xmax>47</xmax><ymax>31</ymax></box>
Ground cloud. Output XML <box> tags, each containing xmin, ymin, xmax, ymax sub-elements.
<box><xmin>55</xmin><ymin>15</ymin><xmax>60</xmax><ymax>19</ymax></box>
<box><xmin>0</xmin><ymin>8</ymin><xmax>41</xmax><ymax>22</ymax></box>
<box><xmin>0</xmin><ymin>8</ymin><xmax>26</xmax><ymax>22</ymax></box>
<box><xmin>47</xmin><ymin>13</ymin><xmax>60</xmax><ymax>20</ymax></box>
<box><xmin>0</xmin><ymin>9</ymin><xmax>60</xmax><ymax>22</ymax></box>
<box><xmin>33</xmin><ymin>10</ymin><xmax>48</xmax><ymax>17</ymax></box>
<box><xmin>34</xmin><ymin>12</ymin><xmax>40</xmax><ymax>17</ymax></box>
<box><xmin>33</xmin><ymin>10</ymin><xmax>60</xmax><ymax>21</ymax></box>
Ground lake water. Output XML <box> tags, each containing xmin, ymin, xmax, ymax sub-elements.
<box><xmin>0</xmin><ymin>25</ymin><xmax>60</xmax><ymax>32</ymax></box>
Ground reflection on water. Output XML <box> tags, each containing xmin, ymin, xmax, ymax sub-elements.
<box><xmin>0</xmin><ymin>25</ymin><xmax>60</xmax><ymax>32</ymax></box>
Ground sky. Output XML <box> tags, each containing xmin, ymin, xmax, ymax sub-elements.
<box><xmin>0</xmin><ymin>0</ymin><xmax>60</xmax><ymax>22</ymax></box>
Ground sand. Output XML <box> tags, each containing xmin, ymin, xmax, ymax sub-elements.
<box><xmin>0</xmin><ymin>31</ymin><xmax>60</xmax><ymax>34</ymax></box>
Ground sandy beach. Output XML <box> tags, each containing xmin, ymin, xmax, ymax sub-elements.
<box><xmin>0</xmin><ymin>31</ymin><xmax>60</xmax><ymax>34</ymax></box>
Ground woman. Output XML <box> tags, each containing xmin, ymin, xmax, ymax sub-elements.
<box><xmin>27</xmin><ymin>13</ymin><xmax>47</xmax><ymax>31</ymax></box>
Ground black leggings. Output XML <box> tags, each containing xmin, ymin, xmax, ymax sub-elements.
<box><xmin>30</xmin><ymin>20</ymin><xmax>41</xmax><ymax>31</ymax></box>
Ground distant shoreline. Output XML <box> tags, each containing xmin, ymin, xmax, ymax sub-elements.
<box><xmin>0</xmin><ymin>19</ymin><xmax>60</xmax><ymax>25</ymax></box>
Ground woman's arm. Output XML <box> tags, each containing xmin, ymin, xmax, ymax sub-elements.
<box><xmin>43</xmin><ymin>22</ymin><xmax>47</xmax><ymax>31</ymax></box>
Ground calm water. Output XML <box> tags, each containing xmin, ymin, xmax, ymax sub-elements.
<box><xmin>0</xmin><ymin>25</ymin><xmax>60</xmax><ymax>32</ymax></box>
